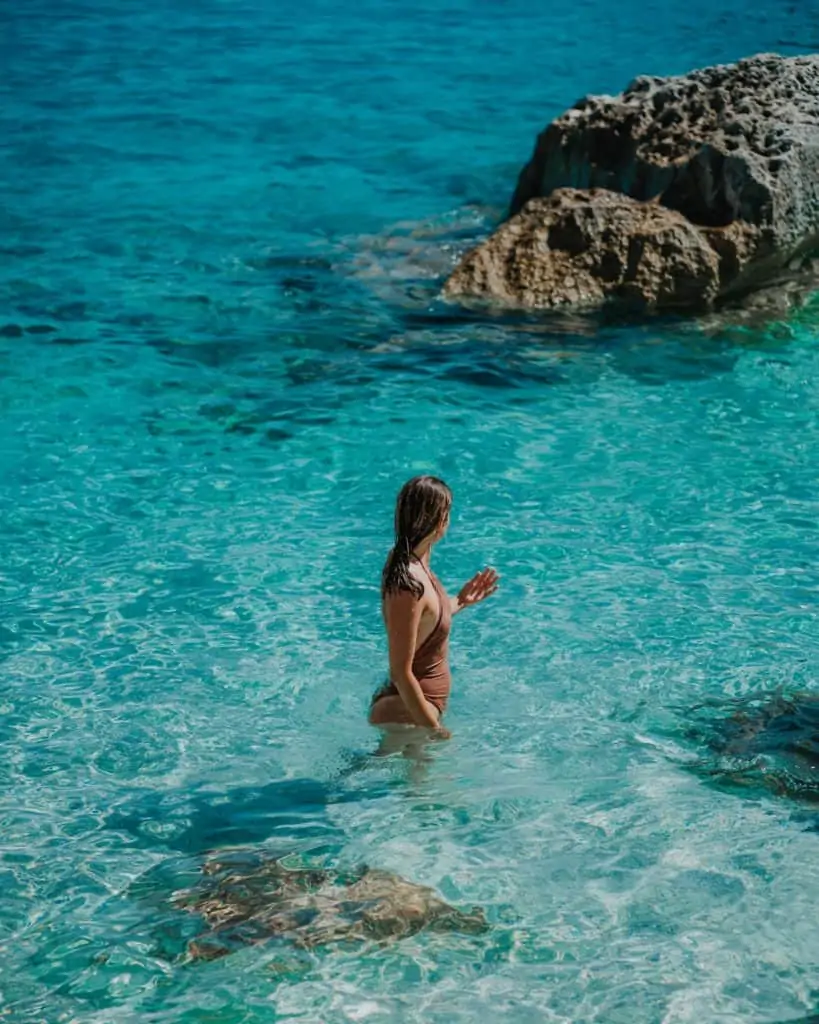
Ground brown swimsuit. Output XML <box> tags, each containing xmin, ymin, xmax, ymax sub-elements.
<box><xmin>373</xmin><ymin>564</ymin><xmax>453</xmax><ymax>715</ymax></box>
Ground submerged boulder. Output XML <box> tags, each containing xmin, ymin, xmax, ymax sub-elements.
<box><xmin>445</xmin><ymin>53</ymin><xmax>819</xmax><ymax>312</ymax></box>
<box><xmin>173</xmin><ymin>850</ymin><xmax>488</xmax><ymax>960</ymax></box>
<box><xmin>687</xmin><ymin>692</ymin><xmax>819</xmax><ymax>804</ymax></box>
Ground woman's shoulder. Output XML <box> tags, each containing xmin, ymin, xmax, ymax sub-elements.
<box><xmin>408</xmin><ymin>560</ymin><xmax>429</xmax><ymax>584</ymax></box>
<box><xmin>383</xmin><ymin>563</ymin><xmax>432</xmax><ymax>605</ymax></box>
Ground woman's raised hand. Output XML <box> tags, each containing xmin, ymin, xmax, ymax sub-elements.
<box><xmin>456</xmin><ymin>567</ymin><xmax>499</xmax><ymax>611</ymax></box>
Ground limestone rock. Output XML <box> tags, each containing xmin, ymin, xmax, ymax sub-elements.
<box><xmin>446</xmin><ymin>53</ymin><xmax>819</xmax><ymax>311</ymax></box>
<box><xmin>444</xmin><ymin>188</ymin><xmax>722</xmax><ymax>310</ymax></box>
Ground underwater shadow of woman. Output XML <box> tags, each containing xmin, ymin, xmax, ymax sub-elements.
<box><xmin>104</xmin><ymin>773</ymin><xmax>394</xmax><ymax>855</ymax></box>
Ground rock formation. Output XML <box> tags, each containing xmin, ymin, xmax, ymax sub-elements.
<box><xmin>172</xmin><ymin>850</ymin><xmax>488</xmax><ymax>960</ymax></box>
<box><xmin>445</xmin><ymin>53</ymin><xmax>819</xmax><ymax>312</ymax></box>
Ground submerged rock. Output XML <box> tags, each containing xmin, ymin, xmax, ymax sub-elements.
<box><xmin>689</xmin><ymin>692</ymin><xmax>819</xmax><ymax>804</ymax></box>
<box><xmin>446</xmin><ymin>53</ymin><xmax>819</xmax><ymax>312</ymax></box>
<box><xmin>173</xmin><ymin>850</ymin><xmax>488</xmax><ymax>960</ymax></box>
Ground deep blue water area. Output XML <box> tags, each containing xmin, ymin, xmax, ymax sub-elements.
<box><xmin>4</xmin><ymin>1</ymin><xmax>819</xmax><ymax>1021</ymax></box>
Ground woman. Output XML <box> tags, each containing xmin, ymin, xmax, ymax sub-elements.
<box><xmin>369</xmin><ymin>475</ymin><xmax>498</xmax><ymax>742</ymax></box>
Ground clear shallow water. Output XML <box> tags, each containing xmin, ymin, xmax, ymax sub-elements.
<box><xmin>4</xmin><ymin>1</ymin><xmax>819</xmax><ymax>1021</ymax></box>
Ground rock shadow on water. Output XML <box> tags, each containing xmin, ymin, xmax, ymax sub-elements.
<box><xmin>390</xmin><ymin>301</ymin><xmax>743</xmax><ymax>388</ymax></box>
<box><xmin>683</xmin><ymin>691</ymin><xmax>819</xmax><ymax>809</ymax></box>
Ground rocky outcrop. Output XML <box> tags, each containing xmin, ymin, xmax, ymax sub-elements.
<box><xmin>445</xmin><ymin>53</ymin><xmax>819</xmax><ymax>312</ymax></box>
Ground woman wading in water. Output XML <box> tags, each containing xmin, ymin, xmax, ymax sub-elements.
<box><xmin>370</xmin><ymin>476</ymin><xmax>498</xmax><ymax>745</ymax></box>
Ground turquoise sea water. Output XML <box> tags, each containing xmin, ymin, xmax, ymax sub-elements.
<box><xmin>4</xmin><ymin>2</ymin><xmax>819</xmax><ymax>1021</ymax></box>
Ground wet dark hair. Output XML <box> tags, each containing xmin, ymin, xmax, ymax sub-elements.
<box><xmin>381</xmin><ymin>476</ymin><xmax>452</xmax><ymax>599</ymax></box>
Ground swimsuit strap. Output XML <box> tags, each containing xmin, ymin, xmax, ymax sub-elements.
<box><xmin>413</xmin><ymin>560</ymin><xmax>445</xmax><ymax>652</ymax></box>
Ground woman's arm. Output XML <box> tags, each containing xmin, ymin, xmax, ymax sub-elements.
<box><xmin>452</xmin><ymin>567</ymin><xmax>499</xmax><ymax>615</ymax></box>
<box><xmin>385</xmin><ymin>590</ymin><xmax>445</xmax><ymax>731</ymax></box>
